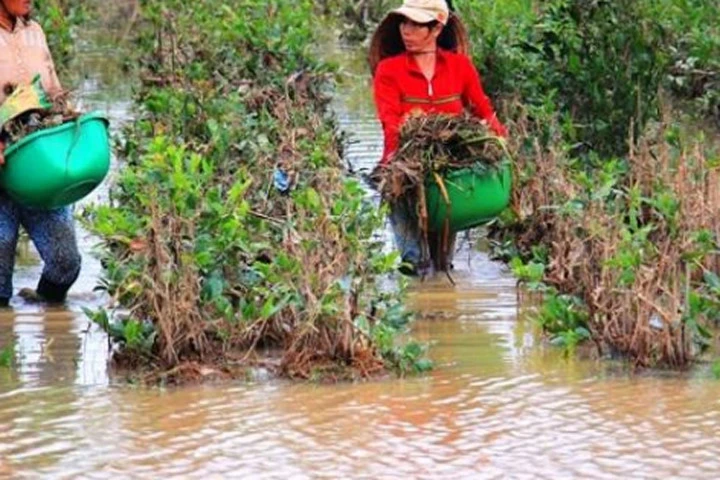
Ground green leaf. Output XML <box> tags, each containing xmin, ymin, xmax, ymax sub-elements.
<box><xmin>260</xmin><ymin>294</ymin><xmax>293</xmax><ymax>320</ymax></box>
<box><xmin>0</xmin><ymin>344</ymin><xmax>14</xmax><ymax>368</ymax></box>
<box><xmin>414</xmin><ymin>358</ymin><xmax>434</xmax><ymax>373</ymax></box>
<box><xmin>704</xmin><ymin>271</ymin><xmax>720</xmax><ymax>292</ymax></box>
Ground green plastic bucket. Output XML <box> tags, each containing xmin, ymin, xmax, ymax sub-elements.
<box><xmin>425</xmin><ymin>163</ymin><xmax>512</xmax><ymax>232</ymax></box>
<box><xmin>1</xmin><ymin>112</ymin><xmax>110</xmax><ymax>209</ymax></box>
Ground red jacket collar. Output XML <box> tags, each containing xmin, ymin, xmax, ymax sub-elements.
<box><xmin>403</xmin><ymin>48</ymin><xmax>450</xmax><ymax>76</ymax></box>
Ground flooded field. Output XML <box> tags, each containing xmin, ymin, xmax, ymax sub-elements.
<box><xmin>4</xmin><ymin>247</ymin><xmax>720</xmax><ymax>478</ymax></box>
<box><xmin>1</xmin><ymin>25</ymin><xmax>720</xmax><ymax>480</ymax></box>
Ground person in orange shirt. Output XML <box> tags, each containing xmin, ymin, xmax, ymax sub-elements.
<box><xmin>0</xmin><ymin>0</ymin><xmax>81</xmax><ymax>306</ymax></box>
<box><xmin>370</xmin><ymin>0</ymin><xmax>507</xmax><ymax>275</ymax></box>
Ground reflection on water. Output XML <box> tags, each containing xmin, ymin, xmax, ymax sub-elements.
<box><xmin>4</xmin><ymin>302</ymin><xmax>720</xmax><ymax>478</ymax></box>
<box><xmin>2</xmin><ymin>25</ymin><xmax>720</xmax><ymax>480</ymax></box>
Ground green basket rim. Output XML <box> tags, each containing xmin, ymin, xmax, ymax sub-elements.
<box><xmin>5</xmin><ymin>111</ymin><xmax>109</xmax><ymax>157</ymax></box>
<box><xmin>425</xmin><ymin>160</ymin><xmax>512</xmax><ymax>184</ymax></box>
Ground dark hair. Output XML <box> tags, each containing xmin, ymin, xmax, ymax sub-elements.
<box><xmin>368</xmin><ymin>13</ymin><xmax>470</xmax><ymax>75</ymax></box>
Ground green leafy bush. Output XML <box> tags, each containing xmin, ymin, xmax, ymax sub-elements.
<box><xmin>84</xmin><ymin>0</ymin><xmax>427</xmax><ymax>381</ymax></box>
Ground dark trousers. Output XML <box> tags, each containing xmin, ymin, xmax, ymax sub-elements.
<box><xmin>389</xmin><ymin>199</ymin><xmax>457</xmax><ymax>271</ymax></box>
<box><xmin>0</xmin><ymin>192</ymin><xmax>81</xmax><ymax>304</ymax></box>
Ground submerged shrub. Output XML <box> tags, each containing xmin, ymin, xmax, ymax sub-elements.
<box><xmin>491</xmin><ymin>107</ymin><xmax>720</xmax><ymax>368</ymax></box>
<box><xmin>0</xmin><ymin>344</ymin><xmax>14</xmax><ymax>369</ymax></box>
<box><xmin>452</xmin><ymin>0</ymin><xmax>720</xmax><ymax>367</ymax></box>
<box><xmin>85</xmin><ymin>0</ymin><xmax>423</xmax><ymax>381</ymax></box>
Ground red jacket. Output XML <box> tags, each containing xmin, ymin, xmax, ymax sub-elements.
<box><xmin>373</xmin><ymin>49</ymin><xmax>507</xmax><ymax>164</ymax></box>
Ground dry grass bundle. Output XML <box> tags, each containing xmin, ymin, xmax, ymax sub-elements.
<box><xmin>377</xmin><ymin>113</ymin><xmax>506</xmax><ymax>201</ymax></box>
<box><xmin>1</xmin><ymin>89</ymin><xmax>80</xmax><ymax>145</ymax></box>
<box><xmin>374</xmin><ymin>113</ymin><xmax>506</xmax><ymax>272</ymax></box>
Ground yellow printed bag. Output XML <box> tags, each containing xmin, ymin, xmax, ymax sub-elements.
<box><xmin>0</xmin><ymin>74</ymin><xmax>52</xmax><ymax>129</ymax></box>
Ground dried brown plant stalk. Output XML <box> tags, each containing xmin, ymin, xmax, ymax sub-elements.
<box><xmin>502</xmin><ymin>104</ymin><xmax>720</xmax><ymax>368</ymax></box>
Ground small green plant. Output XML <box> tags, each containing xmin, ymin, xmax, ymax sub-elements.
<box><xmin>360</xmin><ymin>293</ymin><xmax>433</xmax><ymax>375</ymax></box>
<box><xmin>510</xmin><ymin>257</ymin><xmax>547</xmax><ymax>290</ymax></box>
<box><xmin>0</xmin><ymin>344</ymin><xmax>14</xmax><ymax>368</ymax></box>
<box><xmin>394</xmin><ymin>342</ymin><xmax>434</xmax><ymax>376</ymax></box>
<box><xmin>712</xmin><ymin>359</ymin><xmax>720</xmax><ymax>380</ymax></box>
<box><xmin>84</xmin><ymin>308</ymin><xmax>157</xmax><ymax>357</ymax></box>
<box><xmin>537</xmin><ymin>292</ymin><xmax>591</xmax><ymax>356</ymax></box>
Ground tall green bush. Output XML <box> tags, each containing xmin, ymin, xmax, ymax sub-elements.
<box><xmin>653</xmin><ymin>0</ymin><xmax>720</xmax><ymax>122</ymax></box>
<box><xmin>462</xmin><ymin>0</ymin><xmax>668</xmax><ymax>156</ymax></box>
<box><xmin>35</xmin><ymin>0</ymin><xmax>88</xmax><ymax>75</ymax></box>
<box><xmin>84</xmin><ymin>0</ymin><xmax>427</xmax><ymax>381</ymax></box>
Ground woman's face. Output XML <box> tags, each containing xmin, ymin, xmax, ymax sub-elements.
<box><xmin>1</xmin><ymin>0</ymin><xmax>32</xmax><ymax>18</ymax></box>
<box><xmin>399</xmin><ymin>18</ymin><xmax>443</xmax><ymax>53</ymax></box>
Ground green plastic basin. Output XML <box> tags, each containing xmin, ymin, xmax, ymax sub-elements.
<box><xmin>425</xmin><ymin>163</ymin><xmax>512</xmax><ymax>232</ymax></box>
<box><xmin>1</xmin><ymin>112</ymin><xmax>110</xmax><ymax>209</ymax></box>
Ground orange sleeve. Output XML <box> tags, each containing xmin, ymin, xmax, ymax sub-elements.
<box><xmin>461</xmin><ymin>55</ymin><xmax>507</xmax><ymax>137</ymax></box>
<box><xmin>373</xmin><ymin>61</ymin><xmax>403</xmax><ymax>164</ymax></box>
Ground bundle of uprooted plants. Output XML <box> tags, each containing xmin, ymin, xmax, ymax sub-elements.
<box><xmin>375</xmin><ymin>113</ymin><xmax>506</xmax><ymax>270</ymax></box>
<box><xmin>0</xmin><ymin>88</ymin><xmax>80</xmax><ymax>145</ymax></box>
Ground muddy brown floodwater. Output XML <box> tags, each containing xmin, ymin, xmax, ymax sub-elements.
<box><xmin>1</xmin><ymin>27</ymin><xmax>720</xmax><ymax>480</ymax></box>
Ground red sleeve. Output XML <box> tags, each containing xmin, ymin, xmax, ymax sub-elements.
<box><xmin>461</xmin><ymin>56</ymin><xmax>508</xmax><ymax>137</ymax></box>
<box><xmin>373</xmin><ymin>61</ymin><xmax>403</xmax><ymax>164</ymax></box>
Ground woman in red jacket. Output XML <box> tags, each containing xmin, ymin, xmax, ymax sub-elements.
<box><xmin>371</xmin><ymin>0</ymin><xmax>507</xmax><ymax>164</ymax></box>
<box><xmin>370</xmin><ymin>0</ymin><xmax>507</xmax><ymax>275</ymax></box>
